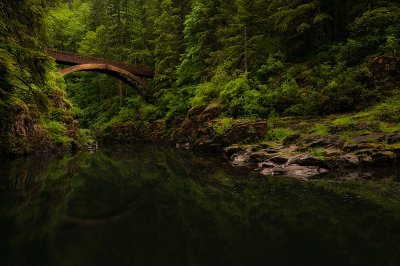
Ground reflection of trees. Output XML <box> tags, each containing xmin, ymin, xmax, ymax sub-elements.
<box><xmin>62</xmin><ymin>145</ymin><xmax>400</xmax><ymax>265</ymax></box>
<box><xmin>1</xmin><ymin>145</ymin><xmax>400</xmax><ymax>265</ymax></box>
<box><xmin>0</xmin><ymin>155</ymin><xmax>79</xmax><ymax>265</ymax></box>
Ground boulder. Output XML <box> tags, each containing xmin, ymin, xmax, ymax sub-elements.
<box><xmin>249</xmin><ymin>151</ymin><xmax>273</xmax><ymax>163</ymax></box>
<box><xmin>388</xmin><ymin>131</ymin><xmax>400</xmax><ymax>144</ymax></box>
<box><xmin>258</xmin><ymin>161</ymin><xmax>278</xmax><ymax>168</ymax></box>
<box><xmin>231</xmin><ymin>152</ymin><xmax>252</xmax><ymax>167</ymax></box>
<box><xmin>370</xmin><ymin>151</ymin><xmax>396</xmax><ymax>165</ymax></box>
<box><xmin>307</xmin><ymin>135</ymin><xmax>345</xmax><ymax>148</ymax></box>
<box><xmin>260</xmin><ymin>164</ymin><xmax>328</xmax><ymax>179</ymax></box>
<box><xmin>224</xmin><ymin>145</ymin><xmax>246</xmax><ymax>157</ymax></box>
<box><xmin>270</xmin><ymin>155</ymin><xmax>289</xmax><ymax>164</ymax></box>
<box><xmin>340</xmin><ymin>154</ymin><xmax>360</xmax><ymax>167</ymax></box>
<box><xmin>283</xmin><ymin>134</ymin><xmax>301</xmax><ymax>146</ymax></box>
<box><xmin>288</xmin><ymin>155</ymin><xmax>328</xmax><ymax>168</ymax></box>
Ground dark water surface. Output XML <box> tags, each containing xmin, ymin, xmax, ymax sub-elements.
<box><xmin>1</xmin><ymin>144</ymin><xmax>400</xmax><ymax>266</ymax></box>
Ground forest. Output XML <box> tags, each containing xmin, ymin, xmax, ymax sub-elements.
<box><xmin>0</xmin><ymin>0</ymin><xmax>399</xmax><ymax>155</ymax></box>
<box><xmin>2</xmin><ymin>2</ymin><xmax>400</xmax><ymax>264</ymax></box>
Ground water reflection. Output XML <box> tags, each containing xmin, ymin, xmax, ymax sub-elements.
<box><xmin>1</xmin><ymin>144</ymin><xmax>400</xmax><ymax>266</ymax></box>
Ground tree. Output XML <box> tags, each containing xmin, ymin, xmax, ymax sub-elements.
<box><xmin>154</xmin><ymin>0</ymin><xmax>185</xmax><ymax>89</ymax></box>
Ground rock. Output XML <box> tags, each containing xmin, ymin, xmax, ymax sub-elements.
<box><xmin>343</xmin><ymin>143</ymin><xmax>381</xmax><ymax>152</ymax></box>
<box><xmin>370</xmin><ymin>56</ymin><xmax>400</xmax><ymax>82</ymax></box>
<box><xmin>355</xmin><ymin>149</ymin><xmax>375</xmax><ymax>156</ymax></box>
<box><xmin>231</xmin><ymin>153</ymin><xmax>251</xmax><ymax>167</ymax></box>
<box><xmin>322</xmin><ymin>148</ymin><xmax>342</xmax><ymax>157</ymax></box>
<box><xmin>270</xmin><ymin>156</ymin><xmax>289</xmax><ymax>164</ymax></box>
<box><xmin>224</xmin><ymin>145</ymin><xmax>246</xmax><ymax>157</ymax></box>
<box><xmin>182</xmin><ymin>143</ymin><xmax>190</xmax><ymax>149</ymax></box>
<box><xmin>352</xmin><ymin>133</ymin><xmax>385</xmax><ymax>144</ymax></box>
<box><xmin>229</xmin><ymin>146</ymin><xmax>254</xmax><ymax>167</ymax></box>
<box><xmin>189</xmin><ymin>118</ymin><xmax>268</xmax><ymax>150</ymax></box>
<box><xmin>289</xmin><ymin>155</ymin><xmax>327</xmax><ymax>168</ymax></box>
<box><xmin>340</xmin><ymin>154</ymin><xmax>360</xmax><ymax>167</ymax></box>
<box><xmin>258</xmin><ymin>162</ymin><xmax>278</xmax><ymax>168</ymax></box>
<box><xmin>307</xmin><ymin>135</ymin><xmax>345</xmax><ymax>148</ymax></box>
<box><xmin>260</xmin><ymin>164</ymin><xmax>328</xmax><ymax>179</ymax></box>
<box><xmin>260</xmin><ymin>168</ymin><xmax>275</xmax><ymax>176</ymax></box>
<box><xmin>217</xmin><ymin>120</ymin><xmax>268</xmax><ymax>145</ymax></box>
<box><xmin>265</xmin><ymin>148</ymin><xmax>280</xmax><ymax>154</ymax></box>
<box><xmin>283</xmin><ymin>134</ymin><xmax>301</xmax><ymax>146</ymax></box>
<box><xmin>173</xmin><ymin>100</ymin><xmax>224</xmax><ymax>145</ymax></box>
<box><xmin>329</xmin><ymin>122</ymin><xmax>380</xmax><ymax>133</ymax></box>
<box><xmin>354</xmin><ymin>122</ymin><xmax>380</xmax><ymax>131</ymax></box>
<box><xmin>328</xmin><ymin>124</ymin><xmax>354</xmax><ymax>134</ymax></box>
<box><xmin>343</xmin><ymin>144</ymin><xmax>359</xmax><ymax>152</ymax></box>
<box><xmin>360</xmin><ymin>155</ymin><xmax>374</xmax><ymax>164</ymax></box>
<box><xmin>248</xmin><ymin>151</ymin><xmax>273</xmax><ymax>163</ymax></box>
<box><xmin>282</xmin><ymin>164</ymin><xmax>328</xmax><ymax>178</ymax></box>
<box><xmin>256</xmin><ymin>143</ymin><xmax>270</xmax><ymax>149</ymax></box>
<box><xmin>388</xmin><ymin>131</ymin><xmax>400</xmax><ymax>144</ymax></box>
<box><xmin>371</xmin><ymin>151</ymin><xmax>396</xmax><ymax>165</ymax></box>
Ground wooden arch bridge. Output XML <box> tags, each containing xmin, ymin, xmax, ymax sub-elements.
<box><xmin>48</xmin><ymin>50</ymin><xmax>154</xmax><ymax>92</ymax></box>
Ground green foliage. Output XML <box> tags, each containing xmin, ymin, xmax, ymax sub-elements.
<box><xmin>77</xmin><ymin>128</ymin><xmax>93</xmax><ymax>144</ymax></box>
<box><xmin>189</xmin><ymin>83</ymin><xmax>221</xmax><ymax>108</ymax></box>
<box><xmin>332</xmin><ymin>117</ymin><xmax>355</xmax><ymax>127</ymax></box>
<box><xmin>383</xmin><ymin>35</ymin><xmax>400</xmax><ymax>57</ymax></box>
<box><xmin>308</xmin><ymin>148</ymin><xmax>326</xmax><ymax>158</ymax></box>
<box><xmin>265</xmin><ymin>127</ymin><xmax>296</xmax><ymax>142</ymax></box>
<box><xmin>256</xmin><ymin>53</ymin><xmax>285</xmax><ymax>81</ymax></box>
<box><xmin>13</xmin><ymin>0</ymin><xmax>397</xmax><ymax>148</ymax></box>
<box><xmin>44</xmin><ymin>121</ymin><xmax>73</xmax><ymax>145</ymax></box>
<box><xmin>45</xmin><ymin>0</ymin><xmax>92</xmax><ymax>52</ymax></box>
<box><xmin>219</xmin><ymin>75</ymin><xmax>267</xmax><ymax>118</ymax></box>
<box><xmin>213</xmin><ymin>117</ymin><xmax>234</xmax><ymax>136</ymax></box>
<box><xmin>368</xmin><ymin>96</ymin><xmax>400</xmax><ymax>123</ymax></box>
<box><xmin>312</xmin><ymin>124</ymin><xmax>329</xmax><ymax>136</ymax></box>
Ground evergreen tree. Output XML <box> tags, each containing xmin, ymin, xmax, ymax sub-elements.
<box><xmin>177</xmin><ymin>0</ymin><xmax>219</xmax><ymax>84</ymax></box>
<box><xmin>154</xmin><ymin>0</ymin><xmax>185</xmax><ymax>89</ymax></box>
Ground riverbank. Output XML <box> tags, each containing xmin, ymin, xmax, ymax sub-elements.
<box><xmin>93</xmin><ymin>98</ymin><xmax>400</xmax><ymax>179</ymax></box>
<box><xmin>221</xmin><ymin>115</ymin><xmax>400</xmax><ymax>179</ymax></box>
<box><xmin>3</xmin><ymin>96</ymin><xmax>400</xmax><ymax>180</ymax></box>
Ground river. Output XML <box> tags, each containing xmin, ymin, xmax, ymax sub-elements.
<box><xmin>1</xmin><ymin>144</ymin><xmax>400</xmax><ymax>266</ymax></box>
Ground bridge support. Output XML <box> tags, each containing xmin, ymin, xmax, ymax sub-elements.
<box><xmin>59</xmin><ymin>63</ymin><xmax>149</xmax><ymax>92</ymax></box>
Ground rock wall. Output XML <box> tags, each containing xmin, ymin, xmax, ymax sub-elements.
<box><xmin>173</xmin><ymin>101</ymin><xmax>268</xmax><ymax>150</ymax></box>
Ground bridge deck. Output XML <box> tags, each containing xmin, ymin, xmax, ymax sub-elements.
<box><xmin>48</xmin><ymin>49</ymin><xmax>154</xmax><ymax>78</ymax></box>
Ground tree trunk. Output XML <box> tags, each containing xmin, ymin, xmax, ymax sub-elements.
<box><xmin>244</xmin><ymin>27</ymin><xmax>248</xmax><ymax>77</ymax></box>
<box><xmin>119</xmin><ymin>80</ymin><xmax>123</xmax><ymax>106</ymax></box>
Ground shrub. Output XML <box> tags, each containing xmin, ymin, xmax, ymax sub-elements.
<box><xmin>213</xmin><ymin>117</ymin><xmax>234</xmax><ymax>136</ymax></box>
<box><xmin>219</xmin><ymin>76</ymin><xmax>268</xmax><ymax>118</ymax></box>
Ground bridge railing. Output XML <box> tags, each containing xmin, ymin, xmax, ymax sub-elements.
<box><xmin>47</xmin><ymin>49</ymin><xmax>154</xmax><ymax>78</ymax></box>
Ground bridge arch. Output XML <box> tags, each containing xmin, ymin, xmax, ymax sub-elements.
<box><xmin>60</xmin><ymin>63</ymin><xmax>149</xmax><ymax>92</ymax></box>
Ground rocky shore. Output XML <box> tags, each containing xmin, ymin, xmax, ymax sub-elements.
<box><xmin>171</xmin><ymin>101</ymin><xmax>400</xmax><ymax>179</ymax></box>
<box><xmin>222</xmin><ymin>133</ymin><xmax>400</xmax><ymax>179</ymax></box>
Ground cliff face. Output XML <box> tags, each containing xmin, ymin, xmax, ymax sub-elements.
<box><xmin>1</xmin><ymin>90</ymin><xmax>79</xmax><ymax>157</ymax></box>
<box><xmin>9</xmin><ymin>104</ymin><xmax>50</xmax><ymax>155</ymax></box>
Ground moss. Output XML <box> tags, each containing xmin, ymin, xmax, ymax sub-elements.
<box><xmin>311</xmin><ymin>123</ymin><xmax>329</xmax><ymax>136</ymax></box>
<box><xmin>332</xmin><ymin>116</ymin><xmax>355</xmax><ymax>127</ymax></box>
<box><xmin>213</xmin><ymin>117</ymin><xmax>234</xmax><ymax>136</ymax></box>
<box><xmin>379</xmin><ymin>122</ymin><xmax>400</xmax><ymax>133</ymax></box>
<box><xmin>265</xmin><ymin>127</ymin><xmax>296</xmax><ymax>142</ymax></box>
<box><xmin>308</xmin><ymin>148</ymin><xmax>327</xmax><ymax>158</ymax></box>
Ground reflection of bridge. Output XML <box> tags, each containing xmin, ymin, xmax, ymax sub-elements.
<box><xmin>48</xmin><ymin>50</ymin><xmax>154</xmax><ymax>92</ymax></box>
